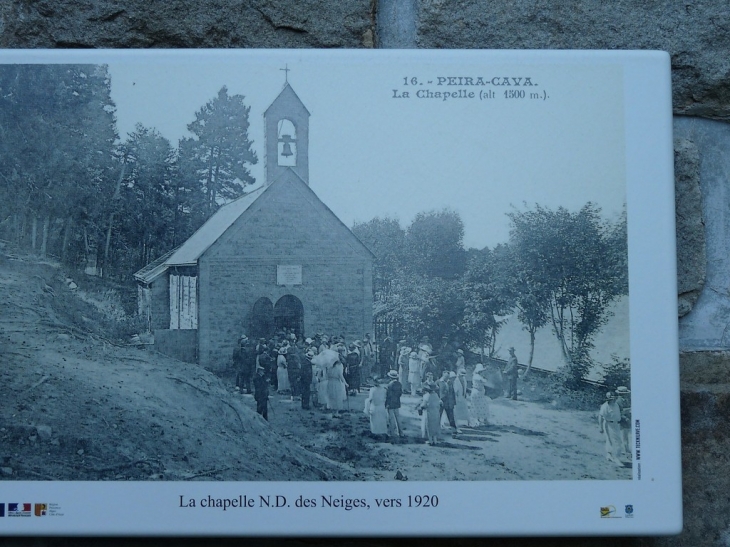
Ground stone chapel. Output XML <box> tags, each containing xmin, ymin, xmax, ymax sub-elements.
<box><xmin>134</xmin><ymin>80</ymin><xmax>374</xmax><ymax>370</ymax></box>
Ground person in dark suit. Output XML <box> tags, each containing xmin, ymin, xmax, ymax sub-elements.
<box><xmin>438</xmin><ymin>370</ymin><xmax>457</xmax><ymax>432</ymax></box>
<box><xmin>300</xmin><ymin>349</ymin><xmax>314</xmax><ymax>410</ymax></box>
<box><xmin>253</xmin><ymin>366</ymin><xmax>269</xmax><ymax>421</ymax></box>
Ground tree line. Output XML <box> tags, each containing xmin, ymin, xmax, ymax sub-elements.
<box><xmin>0</xmin><ymin>64</ymin><xmax>257</xmax><ymax>279</ymax></box>
<box><xmin>352</xmin><ymin>203</ymin><xmax>628</xmax><ymax>387</ymax></box>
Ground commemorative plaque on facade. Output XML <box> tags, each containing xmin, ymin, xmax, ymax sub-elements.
<box><xmin>0</xmin><ymin>49</ymin><xmax>681</xmax><ymax>536</ymax></box>
<box><xmin>277</xmin><ymin>265</ymin><xmax>303</xmax><ymax>286</ymax></box>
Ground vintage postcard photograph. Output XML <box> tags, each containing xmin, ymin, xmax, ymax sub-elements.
<box><xmin>0</xmin><ymin>49</ymin><xmax>680</xmax><ymax>535</ymax></box>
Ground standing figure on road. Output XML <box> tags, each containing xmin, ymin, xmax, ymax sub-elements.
<box><xmin>233</xmin><ymin>334</ymin><xmax>247</xmax><ymax>392</ymax></box>
<box><xmin>276</xmin><ymin>347</ymin><xmax>291</xmax><ymax>394</ymax></box>
<box><xmin>326</xmin><ymin>358</ymin><xmax>348</xmax><ymax>411</ymax></box>
<box><xmin>453</xmin><ymin>368</ymin><xmax>469</xmax><ymax>427</ymax></box>
<box><xmin>408</xmin><ymin>350</ymin><xmax>422</xmax><ymax>397</ymax></box>
<box><xmin>598</xmin><ymin>391</ymin><xmax>624</xmax><ymax>465</ymax></box>
<box><xmin>438</xmin><ymin>371</ymin><xmax>458</xmax><ymax>433</ymax></box>
<box><xmin>504</xmin><ymin>347</ymin><xmax>519</xmax><ymax>400</ymax></box>
<box><xmin>468</xmin><ymin>363</ymin><xmax>491</xmax><ymax>426</ymax></box>
<box><xmin>300</xmin><ymin>349</ymin><xmax>314</xmax><ymax>410</ymax></box>
<box><xmin>253</xmin><ymin>366</ymin><xmax>269</xmax><ymax>421</ymax></box>
<box><xmin>398</xmin><ymin>344</ymin><xmax>411</xmax><ymax>393</ymax></box>
<box><xmin>385</xmin><ymin>369</ymin><xmax>404</xmax><ymax>437</ymax></box>
<box><xmin>417</xmin><ymin>384</ymin><xmax>442</xmax><ymax>446</ymax></box>
<box><xmin>345</xmin><ymin>343</ymin><xmax>361</xmax><ymax>395</ymax></box>
<box><xmin>364</xmin><ymin>377</ymin><xmax>388</xmax><ymax>438</ymax></box>
<box><xmin>615</xmin><ymin>386</ymin><xmax>632</xmax><ymax>459</ymax></box>
<box><xmin>287</xmin><ymin>344</ymin><xmax>302</xmax><ymax>400</ymax></box>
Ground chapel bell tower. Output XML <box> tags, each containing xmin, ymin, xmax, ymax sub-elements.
<box><xmin>264</xmin><ymin>71</ymin><xmax>310</xmax><ymax>185</ymax></box>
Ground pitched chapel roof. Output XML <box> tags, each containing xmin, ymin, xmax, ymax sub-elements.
<box><xmin>136</xmin><ymin>167</ymin><xmax>373</xmax><ymax>278</ymax></box>
<box><xmin>264</xmin><ymin>83</ymin><xmax>311</xmax><ymax>116</ymax></box>
<box><xmin>165</xmin><ymin>185</ymin><xmax>267</xmax><ymax>266</ymax></box>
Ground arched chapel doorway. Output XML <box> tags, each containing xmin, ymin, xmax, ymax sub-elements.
<box><xmin>250</xmin><ymin>297</ymin><xmax>274</xmax><ymax>340</ymax></box>
<box><xmin>274</xmin><ymin>295</ymin><xmax>304</xmax><ymax>337</ymax></box>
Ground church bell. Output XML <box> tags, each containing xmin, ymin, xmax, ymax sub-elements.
<box><xmin>281</xmin><ymin>138</ymin><xmax>294</xmax><ymax>157</ymax></box>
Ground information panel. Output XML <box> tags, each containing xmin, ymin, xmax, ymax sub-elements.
<box><xmin>0</xmin><ymin>49</ymin><xmax>681</xmax><ymax>536</ymax></box>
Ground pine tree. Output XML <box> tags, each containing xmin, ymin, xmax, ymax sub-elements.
<box><xmin>187</xmin><ymin>86</ymin><xmax>258</xmax><ymax>216</ymax></box>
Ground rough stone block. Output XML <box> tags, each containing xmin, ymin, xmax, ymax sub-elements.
<box><xmin>676</xmin><ymin>118</ymin><xmax>730</xmax><ymax>349</ymax></box>
<box><xmin>414</xmin><ymin>1</ymin><xmax>730</xmax><ymax>119</ymax></box>
<box><xmin>35</xmin><ymin>424</ymin><xmax>53</xmax><ymax>441</ymax></box>
<box><xmin>0</xmin><ymin>0</ymin><xmax>375</xmax><ymax>49</ymax></box>
<box><xmin>678</xmin><ymin>351</ymin><xmax>730</xmax><ymax>547</ymax></box>
<box><xmin>675</xmin><ymin>137</ymin><xmax>705</xmax><ymax>317</ymax></box>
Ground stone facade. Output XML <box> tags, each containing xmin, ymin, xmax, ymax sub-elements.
<box><xmin>198</xmin><ymin>170</ymin><xmax>373</xmax><ymax>370</ymax></box>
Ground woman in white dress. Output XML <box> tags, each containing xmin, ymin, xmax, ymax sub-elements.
<box><xmin>452</xmin><ymin>368</ymin><xmax>470</xmax><ymax>427</ymax></box>
<box><xmin>276</xmin><ymin>347</ymin><xmax>291</xmax><ymax>394</ymax></box>
<box><xmin>364</xmin><ymin>378</ymin><xmax>388</xmax><ymax>437</ymax></box>
<box><xmin>326</xmin><ymin>360</ymin><xmax>348</xmax><ymax>411</ymax></box>
<box><xmin>468</xmin><ymin>363</ymin><xmax>491</xmax><ymax>426</ymax></box>
<box><xmin>598</xmin><ymin>391</ymin><xmax>624</xmax><ymax>465</ymax></box>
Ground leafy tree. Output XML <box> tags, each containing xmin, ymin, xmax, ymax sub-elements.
<box><xmin>508</xmin><ymin>203</ymin><xmax>628</xmax><ymax>387</ymax></box>
<box><xmin>462</xmin><ymin>245</ymin><xmax>514</xmax><ymax>358</ymax></box>
<box><xmin>506</xmin><ymin>244</ymin><xmax>550</xmax><ymax>376</ymax></box>
<box><xmin>405</xmin><ymin>209</ymin><xmax>466</xmax><ymax>279</ymax></box>
<box><xmin>187</xmin><ymin>86</ymin><xmax>258</xmax><ymax>215</ymax></box>
<box><xmin>352</xmin><ymin>216</ymin><xmax>406</xmax><ymax>300</ymax></box>
<box><xmin>381</xmin><ymin>273</ymin><xmax>466</xmax><ymax>345</ymax></box>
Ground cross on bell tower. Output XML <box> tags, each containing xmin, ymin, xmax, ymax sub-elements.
<box><xmin>264</xmin><ymin>69</ymin><xmax>310</xmax><ymax>185</ymax></box>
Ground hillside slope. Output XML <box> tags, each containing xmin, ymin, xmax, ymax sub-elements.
<box><xmin>0</xmin><ymin>249</ymin><xmax>352</xmax><ymax>481</ymax></box>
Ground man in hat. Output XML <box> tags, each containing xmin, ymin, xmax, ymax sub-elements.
<box><xmin>504</xmin><ymin>347</ymin><xmax>519</xmax><ymax>400</ymax></box>
<box><xmin>300</xmin><ymin>349</ymin><xmax>314</xmax><ymax>410</ymax></box>
<box><xmin>397</xmin><ymin>342</ymin><xmax>411</xmax><ymax>393</ymax></box>
<box><xmin>235</xmin><ymin>335</ymin><xmax>255</xmax><ymax>394</ymax></box>
<box><xmin>253</xmin><ymin>365</ymin><xmax>269</xmax><ymax>420</ymax></box>
<box><xmin>385</xmin><ymin>369</ymin><xmax>404</xmax><ymax>438</ymax></box>
<box><xmin>345</xmin><ymin>343</ymin><xmax>361</xmax><ymax>395</ymax></box>
<box><xmin>438</xmin><ymin>370</ymin><xmax>458</xmax><ymax>433</ymax></box>
<box><xmin>598</xmin><ymin>391</ymin><xmax>624</xmax><ymax>465</ymax></box>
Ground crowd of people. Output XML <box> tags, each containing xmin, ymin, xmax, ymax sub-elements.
<box><xmin>232</xmin><ymin>329</ymin><xmax>515</xmax><ymax>445</ymax></box>
<box><xmin>234</xmin><ymin>329</ymin><xmax>632</xmax><ymax>462</ymax></box>
<box><xmin>233</xmin><ymin>329</ymin><xmax>376</xmax><ymax>420</ymax></box>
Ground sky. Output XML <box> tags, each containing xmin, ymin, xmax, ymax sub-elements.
<box><xmin>105</xmin><ymin>51</ymin><xmax>626</xmax><ymax>250</ymax></box>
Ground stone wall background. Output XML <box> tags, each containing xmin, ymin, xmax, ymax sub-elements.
<box><xmin>2</xmin><ymin>1</ymin><xmax>729</xmax><ymax>545</ymax></box>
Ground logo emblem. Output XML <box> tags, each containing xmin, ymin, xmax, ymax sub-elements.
<box><xmin>34</xmin><ymin>504</ymin><xmax>48</xmax><ymax>517</ymax></box>
<box><xmin>600</xmin><ymin>505</ymin><xmax>616</xmax><ymax>518</ymax></box>
<box><xmin>625</xmin><ymin>504</ymin><xmax>634</xmax><ymax>517</ymax></box>
<box><xmin>8</xmin><ymin>503</ymin><xmax>32</xmax><ymax>517</ymax></box>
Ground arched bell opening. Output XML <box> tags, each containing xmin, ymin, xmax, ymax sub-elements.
<box><xmin>277</xmin><ymin>119</ymin><xmax>297</xmax><ymax>166</ymax></box>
